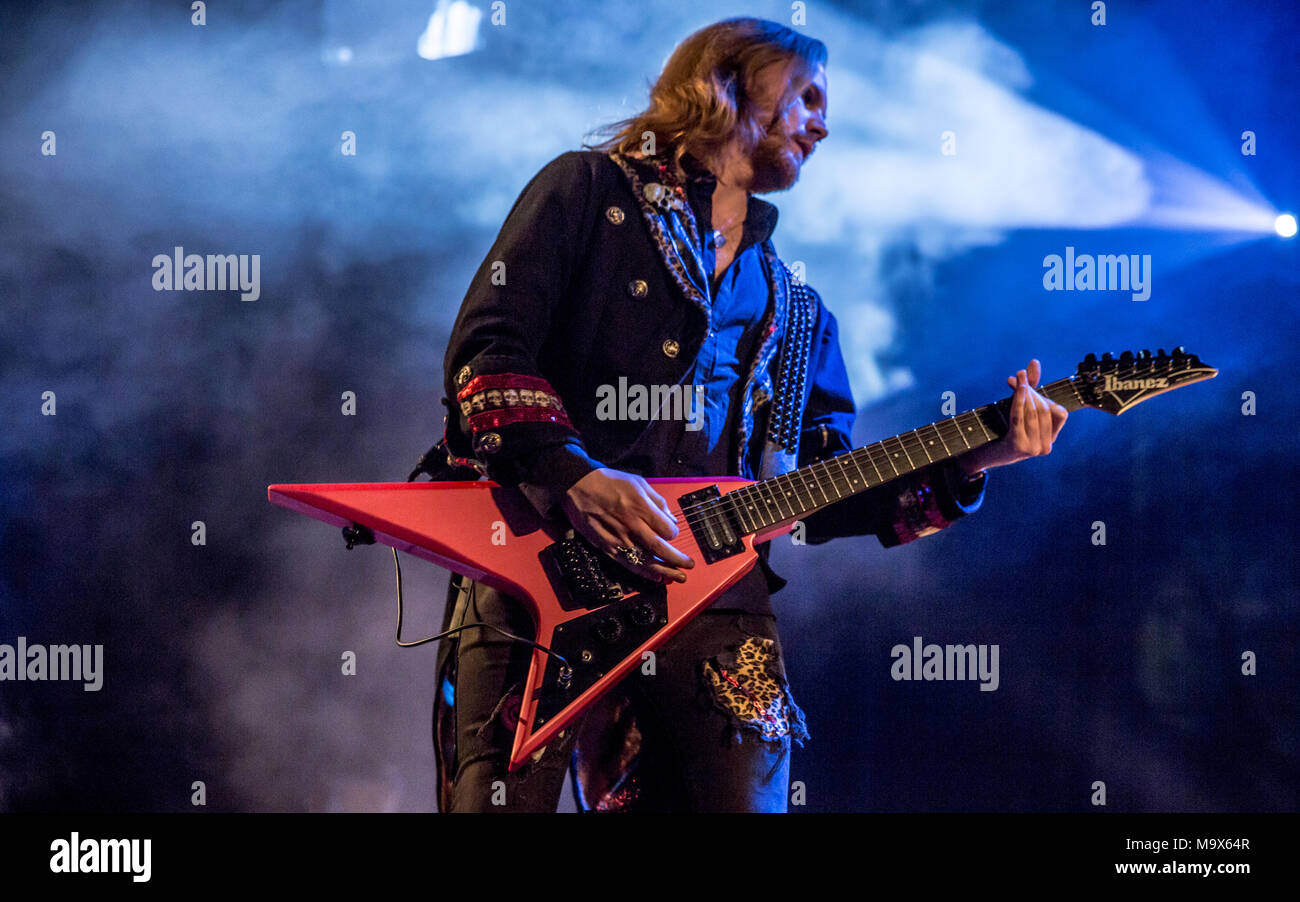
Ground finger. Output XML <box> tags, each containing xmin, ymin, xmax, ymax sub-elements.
<box><xmin>596</xmin><ymin>528</ymin><xmax>671</xmax><ymax>583</ymax></box>
<box><xmin>1050</xmin><ymin>402</ymin><xmax>1068</xmax><ymax>441</ymax></box>
<box><xmin>1021</xmin><ymin>375</ymin><xmax>1041</xmax><ymax>450</ymax></box>
<box><xmin>618</xmin><ymin>546</ymin><xmax>688</xmax><ymax>584</ymax></box>
<box><xmin>1037</xmin><ymin>388</ymin><xmax>1055</xmax><ymax>452</ymax></box>
<box><xmin>582</xmin><ymin>518</ymin><xmax>624</xmax><ymax>554</ymax></box>
<box><xmin>632</xmin><ymin>522</ymin><xmax>694</xmax><ymax>569</ymax></box>
<box><xmin>636</xmin><ymin>492</ymin><xmax>679</xmax><ymax>540</ymax></box>
<box><xmin>1027</xmin><ymin>358</ymin><xmax>1041</xmax><ymax>388</ymax></box>
<box><xmin>1032</xmin><ymin>392</ymin><xmax>1052</xmax><ymax>453</ymax></box>
<box><xmin>1007</xmin><ymin>375</ymin><xmax>1023</xmax><ymax>436</ymax></box>
<box><xmin>615</xmin><ymin>554</ymin><xmax>681</xmax><ymax>585</ymax></box>
<box><xmin>641</xmin><ymin>480</ymin><xmax>672</xmax><ymax>518</ymax></box>
<box><xmin>647</xmin><ymin>563</ymin><xmax>688</xmax><ymax>583</ymax></box>
<box><xmin>1007</xmin><ymin>375</ymin><xmax>1017</xmax><ymax>389</ymax></box>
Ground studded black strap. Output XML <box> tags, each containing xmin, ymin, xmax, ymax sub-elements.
<box><xmin>766</xmin><ymin>262</ymin><xmax>817</xmax><ymax>454</ymax></box>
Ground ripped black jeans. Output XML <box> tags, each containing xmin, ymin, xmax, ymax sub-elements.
<box><xmin>433</xmin><ymin>563</ymin><xmax>808</xmax><ymax>812</ymax></box>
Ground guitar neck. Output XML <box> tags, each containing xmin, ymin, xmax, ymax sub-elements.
<box><xmin>725</xmin><ymin>377</ymin><xmax>1084</xmax><ymax>536</ymax></box>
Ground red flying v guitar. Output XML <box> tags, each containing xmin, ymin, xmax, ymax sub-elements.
<box><xmin>268</xmin><ymin>348</ymin><xmax>1215</xmax><ymax>770</ymax></box>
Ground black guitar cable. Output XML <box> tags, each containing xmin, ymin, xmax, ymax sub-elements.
<box><xmin>388</xmin><ymin>546</ymin><xmax>570</xmax><ymax>670</ymax></box>
<box><xmin>355</xmin><ymin>443</ymin><xmax>571</xmax><ymax>670</ymax></box>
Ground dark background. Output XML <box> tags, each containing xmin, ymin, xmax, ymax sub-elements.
<box><xmin>1</xmin><ymin>0</ymin><xmax>1295</xmax><ymax>811</ymax></box>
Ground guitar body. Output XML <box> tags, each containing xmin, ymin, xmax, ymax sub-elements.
<box><xmin>268</xmin><ymin>477</ymin><xmax>778</xmax><ymax>770</ymax></box>
<box><xmin>269</xmin><ymin>347</ymin><xmax>1216</xmax><ymax>772</ymax></box>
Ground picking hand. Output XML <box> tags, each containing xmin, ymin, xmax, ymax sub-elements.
<box><xmin>562</xmin><ymin>468</ymin><xmax>695</xmax><ymax>583</ymax></box>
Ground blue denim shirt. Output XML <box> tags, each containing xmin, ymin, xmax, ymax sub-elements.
<box><xmin>665</xmin><ymin>169</ymin><xmax>778</xmax><ymax>476</ymax></box>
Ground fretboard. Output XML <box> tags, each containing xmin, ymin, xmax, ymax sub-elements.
<box><xmin>723</xmin><ymin>377</ymin><xmax>1084</xmax><ymax>535</ymax></box>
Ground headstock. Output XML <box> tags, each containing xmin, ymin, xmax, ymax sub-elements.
<box><xmin>1073</xmin><ymin>347</ymin><xmax>1217</xmax><ymax>415</ymax></box>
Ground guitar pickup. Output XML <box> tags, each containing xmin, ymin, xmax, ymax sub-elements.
<box><xmin>678</xmin><ymin>485</ymin><xmax>745</xmax><ymax>564</ymax></box>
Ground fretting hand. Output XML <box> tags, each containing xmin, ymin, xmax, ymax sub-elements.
<box><xmin>957</xmin><ymin>358</ymin><xmax>1068</xmax><ymax>474</ymax></box>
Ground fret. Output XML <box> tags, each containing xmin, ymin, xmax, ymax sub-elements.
<box><xmin>931</xmin><ymin>421</ymin><xmax>953</xmax><ymax>457</ymax></box>
<box><xmin>729</xmin><ymin>488</ymin><xmax>756</xmax><ymax>533</ymax></box>
<box><xmin>790</xmin><ymin>470</ymin><xmax>814</xmax><ymax>515</ymax></box>
<box><xmin>727</xmin><ymin>373</ymin><xmax>1109</xmax><ymax>539</ymax></box>
<box><xmin>830</xmin><ymin>455</ymin><xmax>853</xmax><ymax>494</ymax></box>
<box><xmin>794</xmin><ymin>470</ymin><xmax>818</xmax><ymax>514</ymax></box>
<box><xmin>846</xmin><ymin>450</ymin><xmax>874</xmax><ymax>488</ymax></box>
<box><xmin>958</xmin><ymin>411</ymin><xmax>987</xmax><ymax>445</ymax></box>
<box><xmin>800</xmin><ymin>465</ymin><xmax>821</xmax><ymax>509</ymax></box>
<box><xmin>824</xmin><ymin>459</ymin><xmax>845</xmax><ymax>498</ymax></box>
<box><xmin>871</xmin><ymin>442</ymin><xmax>899</xmax><ymax>479</ymax></box>
<box><xmin>951</xmin><ymin>416</ymin><xmax>971</xmax><ymax>450</ymax></box>
<box><xmin>808</xmin><ymin>461</ymin><xmax>833</xmax><ymax>504</ymax></box>
<box><xmin>913</xmin><ymin>427</ymin><xmax>937</xmax><ymax>464</ymax></box>
<box><xmin>888</xmin><ymin>435</ymin><xmax>916</xmax><ymax>472</ymax></box>
<box><xmin>1068</xmin><ymin>378</ymin><xmax>1084</xmax><ymax>409</ymax></box>
<box><xmin>782</xmin><ymin>471</ymin><xmax>809</xmax><ymax>517</ymax></box>
<box><xmin>752</xmin><ymin>482</ymin><xmax>778</xmax><ymax>527</ymax></box>
<box><xmin>859</xmin><ymin>446</ymin><xmax>884</xmax><ymax>484</ymax></box>
<box><xmin>769</xmin><ymin>476</ymin><xmax>794</xmax><ymax>520</ymax></box>
<box><xmin>943</xmin><ymin>418</ymin><xmax>966</xmax><ymax>454</ymax></box>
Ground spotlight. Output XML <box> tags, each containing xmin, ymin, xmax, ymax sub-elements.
<box><xmin>1276</xmin><ymin>213</ymin><xmax>1297</xmax><ymax>239</ymax></box>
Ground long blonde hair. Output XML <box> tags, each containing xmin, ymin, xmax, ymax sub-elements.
<box><xmin>586</xmin><ymin>17</ymin><xmax>827</xmax><ymax>181</ymax></box>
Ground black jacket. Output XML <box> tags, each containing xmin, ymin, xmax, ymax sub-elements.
<box><xmin>440</xmin><ymin>150</ymin><xmax>985</xmax><ymax>559</ymax></box>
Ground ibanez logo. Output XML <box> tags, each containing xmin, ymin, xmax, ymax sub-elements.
<box><xmin>1104</xmin><ymin>374</ymin><xmax>1169</xmax><ymax>392</ymax></box>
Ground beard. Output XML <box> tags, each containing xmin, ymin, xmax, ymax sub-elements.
<box><xmin>747</xmin><ymin>127</ymin><xmax>802</xmax><ymax>194</ymax></box>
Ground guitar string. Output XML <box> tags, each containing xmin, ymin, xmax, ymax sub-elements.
<box><xmin>628</xmin><ymin>376</ymin><xmax>1081</xmax><ymax>567</ymax></box>
<box><xmin>660</xmin><ymin>360</ymin><xmax>1190</xmax><ymax>555</ymax></box>
<box><xmin>669</xmin><ymin>359</ymin><xmax>1184</xmax><ymax>534</ymax></box>
<box><xmin>666</xmin><ymin>374</ymin><xmax>1082</xmax><ymax>537</ymax></box>
<box><xmin>586</xmin><ymin>361</ymin><xmax>1193</xmax><ymax>567</ymax></box>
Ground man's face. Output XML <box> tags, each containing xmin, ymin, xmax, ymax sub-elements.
<box><xmin>747</xmin><ymin>60</ymin><xmax>829</xmax><ymax>193</ymax></box>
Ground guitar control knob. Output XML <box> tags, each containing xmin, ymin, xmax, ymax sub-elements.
<box><xmin>594</xmin><ymin>616</ymin><xmax>624</xmax><ymax>643</ymax></box>
<box><xmin>630</xmin><ymin>602</ymin><xmax>657</xmax><ymax>627</ymax></box>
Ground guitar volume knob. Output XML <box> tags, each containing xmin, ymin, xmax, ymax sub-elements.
<box><xmin>594</xmin><ymin>616</ymin><xmax>624</xmax><ymax>643</ymax></box>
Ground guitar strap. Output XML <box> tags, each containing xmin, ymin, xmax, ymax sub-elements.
<box><xmin>756</xmin><ymin>257</ymin><xmax>817</xmax><ymax>479</ymax></box>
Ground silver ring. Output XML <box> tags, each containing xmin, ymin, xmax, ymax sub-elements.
<box><xmin>613</xmin><ymin>545</ymin><xmax>645</xmax><ymax>566</ymax></box>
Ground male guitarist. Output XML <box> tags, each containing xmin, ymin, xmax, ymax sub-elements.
<box><xmin>431</xmin><ymin>17</ymin><xmax>1068</xmax><ymax>812</ymax></box>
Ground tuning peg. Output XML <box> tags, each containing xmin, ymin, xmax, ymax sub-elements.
<box><xmin>1138</xmin><ymin>349</ymin><xmax>1151</xmax><ymax>359</ymax></box>
<box><xmin>1084</xmin><ymin>352</ymin><xmax>1097</xmax><ymax>364</ymax></box>
<box><xmin>1157</xmin><ymin>348</ymin><xmax>1167</xmax><ymax>358</ymax></box>
<box><xmin>1102</xmin><ymin>352</ymin><xmax>1114</xmax><ymax>361</ymax></box>
<box><xmin>1173</xmin><ymin>346</ymin><xmax>1186</xmax><ymax>357</ymax></box>
<box><xmin>1120</xmin><ymin>350</ymin><xmax>1134</xmax><ymax>363</ymax></box>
